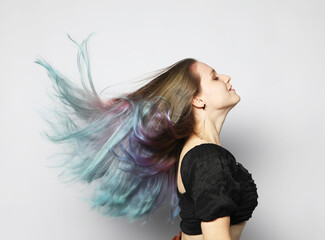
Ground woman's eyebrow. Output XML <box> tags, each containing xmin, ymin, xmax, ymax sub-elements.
<box><xmin>210</xmin><ymin>69</ymin><xmax>216</xmax><ymax>76</ymax></box>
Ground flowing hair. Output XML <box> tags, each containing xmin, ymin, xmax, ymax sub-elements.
<box><xmin>34</xmin><ymin>32</ymin><xmax>201</xmax><ymax>225</ymax></box>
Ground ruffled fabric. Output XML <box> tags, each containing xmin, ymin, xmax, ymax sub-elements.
<box><xmin>177</xmin><ymin>143</ymin><xmax>258</xmax><ymax>235</ymax></box>
<box><xmin>230</xmin><ymin>162</ymin><xmax>259</xmax><ymax>224</ymax></box>
<box><xmin>187</xmin><ymin>147</ymin><xmax>241</xmax><ymax>222</ymax></box>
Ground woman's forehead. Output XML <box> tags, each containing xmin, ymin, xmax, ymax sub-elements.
<box><xmin>196</xmin><ymin>62</ymin><xmax>215</xmax><ymax>77</ymax></box>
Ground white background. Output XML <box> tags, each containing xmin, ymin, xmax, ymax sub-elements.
<box><xmin>1</xmin><ymin>0</ymin><xmax>324</xmax><ymax>239</ymax></box>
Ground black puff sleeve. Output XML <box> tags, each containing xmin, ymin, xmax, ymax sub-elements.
<box><xmin>187</xmin><ymin>149</ymin><xmax>241</xmax><ymax>222</ymax></box>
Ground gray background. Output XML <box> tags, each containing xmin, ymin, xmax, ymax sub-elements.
<box><xmin>1</xmin><ymin>0</ymin><xmax>324</xmax><ymax>239</ymax></box>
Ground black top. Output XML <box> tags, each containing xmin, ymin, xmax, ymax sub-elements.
<box><xmin>177</xmin><ymin>143</ymin><xmax>258</xmax><ymax>235</ymax></box>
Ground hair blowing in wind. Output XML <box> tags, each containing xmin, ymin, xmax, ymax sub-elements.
<box><xmin>34</xmin><ymin>32</ymin><xmax>201</xmax><ymax>225</ymax></box>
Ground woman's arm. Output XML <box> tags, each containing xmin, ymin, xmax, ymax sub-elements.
<box><xmin>229</xmin><ymin>221</ymin><xmax>247</xmax><ymax>240</ymax></box>
<box><xmin>201</xmin><ymin>218</ymin><xmax>247</xmax><ymax>240</ymax></box>
<box><xmin>201</xmin><ymin>216</ymin><xmax>232</xmax><ymax>240</ymax></box>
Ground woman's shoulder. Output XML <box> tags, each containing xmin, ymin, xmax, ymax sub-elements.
<box><xmin>179</xmin><ymin>140</ymin><xmax>240</xmax><ymax>195</ymax></box>
<box><xmin>181</xmin><ymin>141</ymin><xmax>233</xmax><ymax>161</ymax></box>
<box><xmin>179</xmin><ymin>140</ymin><xmax>237</xmax><ymax>172</ymax></box>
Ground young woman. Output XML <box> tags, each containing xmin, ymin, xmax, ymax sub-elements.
<box><xmin>35</xmin><ymin>33</ymin><xmax>258</xmax><ymax>240</ymax></box>
<box><xmin>172</xmin><ymin>62</ymin><xmax>258</xmax><ymax>240</ymax></box>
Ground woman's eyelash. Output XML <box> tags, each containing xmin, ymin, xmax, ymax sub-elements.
<box><xmin>214</xmin><ymin>76</ymin><xmax>219</xmax><ymax>80</ymax></box>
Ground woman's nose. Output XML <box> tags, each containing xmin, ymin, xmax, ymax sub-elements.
<box><xmin>224</xmin><ymin>75</ymin><xmax>231</xmax><ymax>83</ymax></box>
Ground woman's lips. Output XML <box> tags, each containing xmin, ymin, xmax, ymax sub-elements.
<box><xmin>229</xmin><ymin>89</ymin><xmax>235</xmax><ymax>91</ymax></box>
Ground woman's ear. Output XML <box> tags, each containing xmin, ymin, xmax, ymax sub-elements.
<box><xmin>192</xmin><ymin>97</ymin><xmax>205</xmax><ymax>109</ymax></box>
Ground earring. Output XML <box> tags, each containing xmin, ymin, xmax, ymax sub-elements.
<box><xmin>202</xmin><ymin>104</ymin><xmax>206</xmax><ymax>110</ymax></box>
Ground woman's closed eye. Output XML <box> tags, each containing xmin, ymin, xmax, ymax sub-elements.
<box><xmin>214</xmin><ymin>76</ymin><xmax>219</xmax><ymax>80</ymax></box>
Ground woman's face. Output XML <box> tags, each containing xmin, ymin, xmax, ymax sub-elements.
<box><xmin>193</xmin><ymin>62</ymin><xmax>240</xmax><ymax>111</ymax></box>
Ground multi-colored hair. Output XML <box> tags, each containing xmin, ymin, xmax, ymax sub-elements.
<box><xmin>34</xmin><ymin>32</ymin><xmax>201</xmax><ymax>225</ymax></box>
